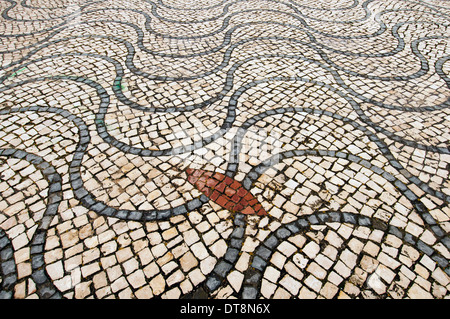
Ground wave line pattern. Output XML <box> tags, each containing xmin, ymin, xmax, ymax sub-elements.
<box><xmin>0</xmin><ymin>0</ymin><xmax>449</xmax><ymax>299</ymax></box>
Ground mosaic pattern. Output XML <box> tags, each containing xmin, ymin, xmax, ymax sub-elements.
<box><xmin>0</xmin><ymin>0</ymin><xmax>449</xmax><ymax>299</ymax></box>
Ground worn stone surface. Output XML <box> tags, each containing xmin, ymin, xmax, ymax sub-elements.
<box><xmin>0</xmin><ymin>0</ymin><xmax>449</xmax><ymax>300</ymax></box>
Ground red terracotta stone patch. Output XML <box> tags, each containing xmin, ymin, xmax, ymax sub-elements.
<box><xmin>185</xmin><ymin>168</ymin><xmax>267</xmax><ymax>216</ymax></box>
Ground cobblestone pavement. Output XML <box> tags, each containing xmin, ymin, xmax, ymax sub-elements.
<box><xmin>0</xmin><ymin>0</ymin><xmax>449</xmax><ymax>300</ymax></box>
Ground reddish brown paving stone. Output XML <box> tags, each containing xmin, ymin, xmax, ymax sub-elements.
<box><xmin>215</xmin><ymin>182</ymin><xmax>226</xmax><ymax>192</ymax></box>
<box><xmin>231</xmin><ymin>193</ymin><xmax>240</xmax><ymax>203</ymax></box>
<box><xmin>190</xmin><ymin>169</ymin><xmax>202</xmax><ymax>177</ymax></box>
<box><xmin>223</xmin><ymin>177</ymin><xmax>234</xmax><ymax>185</ymax></box>
<box><xmin>230</xmin><ymin>181</ymin><xmax>241</xmax><ymax>190</ymax></box>
<box><xmin>211</xmin><ymin>190</ymin><xmax>220</xmax><ymax>202</ymax></box>
<box><xmin>244</xmin><ymin>192</ymin><xmax>254</xmax><ymax>201</ymax></box>
<box><xmin>241</xmin><ymin>206</ymin><xmax>256</xmax><ymax>215</ymax></box>
<box><xmin>224</xmin><ymin>187</ymin><xmax>236</xmax><ymax>197</ymax></box>
<box><xmin>185</xmin><ymin>168</ymin><xmax>267</xmax><ymax>216</ymax></box>
<box><xmin>196</xmin><ymin>180</ymin><xmax>206</xmax><ymax>189</ymax></box>
<box><xmin>216</xmin><ymin>195</ymin><xmax>228</xmax><ymax>207</ymax></box>
<box><xmin>206</xmin><ymin>177</ymin><xmax>219</xmax><ymax>188</ymax></box>
<box><xmin>200</xmin><ymin>185</ymin><xmax>213</xmax><ymax>197</ymax></box>
<box><xmin>224</xmin><ymin>201</ymin><xmax>235</xmax><ymax>211</ymax></box>
<box><xmin>199</xmin><ymin>176</ymin><xmax>208</xmax><ymax>183</ymax></box>
<box><xmin>214</xmin><ymin>172</ymin><xmax>225</xmax><ymax>181</ymax></box>
<box><xmin>237</xmin><ymin>187</ymin><xmax>247</xmax><ymax>197</ymax></box>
